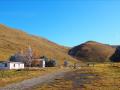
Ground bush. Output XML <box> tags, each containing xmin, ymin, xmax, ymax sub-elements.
<box><xmin>45</xmin><ymin>60</ymin><xmax>57</xmax><ymax>67</ymax></box>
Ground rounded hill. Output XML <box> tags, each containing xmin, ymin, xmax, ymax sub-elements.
<box><xmin>68</xmin><ymin>41</ymin><xmax>116</xmax><ymax>62</ymax></box>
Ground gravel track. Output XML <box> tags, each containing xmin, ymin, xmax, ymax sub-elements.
<box><xmin>0</xmin><ymin>69</ymin><xmax>68</xmax><ymax>90</ymax></box>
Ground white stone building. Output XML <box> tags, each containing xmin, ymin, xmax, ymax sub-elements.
<box><xmin>0</xmin><ymin>61</ymin><xmax>24</xmax><ymax>70</ymax></box>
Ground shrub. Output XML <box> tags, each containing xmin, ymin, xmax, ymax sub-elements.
<box><xmin>45</xmin><ymin>59</ymin><xmax>57</xmax><ymax>67</ymax></box>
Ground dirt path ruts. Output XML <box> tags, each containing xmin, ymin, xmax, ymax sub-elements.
<box><xmin>0</xmin><ymin>69</ymin><xmax>69</xmax><ymax>90</ymax></box>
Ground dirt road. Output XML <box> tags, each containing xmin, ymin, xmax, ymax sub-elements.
<box><xmin>0</xmin><ymin>69</ymin><xmax>69</xmax><ymax>90</ymax></box>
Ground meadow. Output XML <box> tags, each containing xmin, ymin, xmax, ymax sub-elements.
<box><xmin>0</xmin><ymin>67</ymin><xmax>63</xmax><ymax>87</ymax></box>
<box><xmin>34</xmin><ymin>63</ymin><xmax>120</xmax><ymax>90</ymax></box>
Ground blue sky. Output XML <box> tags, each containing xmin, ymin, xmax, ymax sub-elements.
<box><xmin>0</xmin><ymin>0</ymin><xmax>120</xmax><ymax>46</ymax></box>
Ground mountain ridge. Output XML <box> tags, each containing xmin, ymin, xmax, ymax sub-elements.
<box><xmin>1</xmin><ymin>24</ymin><xmax>120</xmax><ymax>63</ymax></box>
<box><xmin>0</xmin><ymin>24</ymin><xmax>77</xmax><ymax>64</ymax></box>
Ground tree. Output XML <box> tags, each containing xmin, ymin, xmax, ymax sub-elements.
<box><xmin>25</xmin><ymin>46</ymin><xmax>33</xmax><ymax>66</ymax></box>
<box><xmin>45</xmin><ymin>59</ymin><xmax>57</xmax><ymax>67</ymax></box>
<box><xmin>10</xmin><ymin>46</ymin><xmax>33</xmax><ymax>67</ymax></box>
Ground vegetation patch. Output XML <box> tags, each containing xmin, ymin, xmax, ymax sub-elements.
<box><xmin>0</xmin><ymin>67</ymin><xmax>62</xmax><ymax>87</ymax></box>
<box><xmin>34</xmin><ymin>63</ymin><xmax>120</xmax><ymax>90</ymax></box>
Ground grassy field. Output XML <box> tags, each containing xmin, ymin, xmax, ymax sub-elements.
<box><xmin>34</xmin><ymin>63</ymin><xmax>120</xmax><ymax>90</ymax></box>
<box><xmin>0</xmin><ymin>67</ymin><xmax>64</xmax><ymax>87</ymax></box>
<box><xmin>84</xmin><ymin>63</ymin><xmax>120</xmax><ymax>90</ymax></box>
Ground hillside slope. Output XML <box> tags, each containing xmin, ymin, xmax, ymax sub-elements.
<box><xmin>0</xmin><ymin>24</ymin><xmax>77</xmax><ymax>64</ymax></box>
<box><xmin>68</xmin><ymin>41</ymin><xmax>116</xmax><ymax>62</ymax></box>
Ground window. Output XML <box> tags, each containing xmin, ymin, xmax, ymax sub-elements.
<box><xmin>5</xmin><ymin>63</ymin><xmax>7</xmax><ymax>67</ymax></box>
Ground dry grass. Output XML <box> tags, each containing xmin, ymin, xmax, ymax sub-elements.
<box><xmin>0</xmin><ymin>24</ymin><xmax>77</xmax><ymax>64</ymax></box>
<box><xmin>69</xmin><ymin>41</ymin><xmax>115</xmax><ymax>62</ymax></box>
<box><xmin>34</xmin><ymin>63</ymin><xmax>120</xmax><ymax>90</ymax></box>
<box><xmin>34</xmin><ymin>67</ymin><xmax>96</xmax><ymax>90</ymax></box>
<box><xmin>35</xmin><ymin>78</ymin><xmax>73</xmax><ymax>90</ymax></box>
<box><xmin>84</xmin><ymin>63</ymin><xmax>120</xmax><ymax>90</ymax></box>
<box><xmin>0</xmin><ymin>67</ymin><xmax>63</xmax><ymax>87</ymax></box>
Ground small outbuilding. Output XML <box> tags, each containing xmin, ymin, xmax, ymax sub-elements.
<box><xmin>0</xmin><ymin>61</ymin><xmax>24</xmax><ymax>70</ymax></box>
<box><xmin>32</xmin><ymin>59</ymin><xmax>46</xmax><ymax>68</ymax></box>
